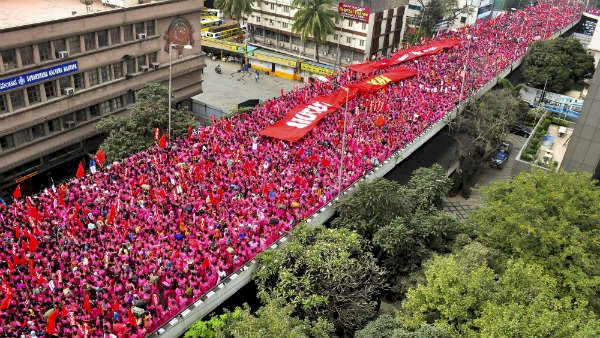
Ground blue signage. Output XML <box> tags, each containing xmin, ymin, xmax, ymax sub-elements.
<box><xmin>0</xmin><ymin>61</ymin><xmax>79</xmax><ymax>93</ymax></box>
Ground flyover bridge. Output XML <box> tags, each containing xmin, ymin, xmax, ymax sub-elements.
<box><xmin>149</xmin><ymin>11</ymin><xmax>581</xmax><ymax>338</ymax></box>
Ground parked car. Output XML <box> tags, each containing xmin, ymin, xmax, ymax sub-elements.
<box><xmin>490</xmin><ymin>141</ymin><xmax>512</xmax><ymax>169</ymax></box>
<box><xmin>509</xmin><ymin>124</ymin><xmax>532</xmax><ymax>138</ymax></box>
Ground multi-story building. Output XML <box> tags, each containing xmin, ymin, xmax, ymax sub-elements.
<box><xmin>404</xmin><ymin>0</ymin><xmax>494</xmax><ymax>38</ymax></box>
<box><xmin>0</xmin><ymin>0</ymin><xmax>205</xmax><ymax>196</ymax></box>
<box><xmin>246</xmin><ymin>0</ymin><xmax>406</xmax><ymax>66</ymax></box>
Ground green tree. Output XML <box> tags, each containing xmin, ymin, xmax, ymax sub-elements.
<box><xmin>254</xmin><ymin>224</ymin><xmax>386</xmax><ymax>336</ymax></box>
<box><xmin>470</xmin><ymin>170</ymin><xmax>600</xmax><ymax>310</ymax></box>
<box><xmin>416</xmin><ymin>0</ymin><xmax>470</xmax><ymax>36</ymax></box>
<box><xmin>184</xmin><ymin>307</ymin><xmax>243</xmax><ymax>338</ymax></box>
<box><xmin>291</xmin><ymin>0</ymin><xmax>338</xmax><ymax>62</ymax></box>
<box><xmin>522</xmin><ymin>38</ymin><xmax>594</xmax><ymax>93</ymax></box>
<box><xmin>214</xmin><ymin>0</ymin><xmax>254</xmax><ymax>21</ymax></box>
<box><xmin>356</xmin><ymin>314</ymin><xmax>448</xmax><ymax>338</ymax></box>
<box><xmin>96</xmin><ymin>83</ymin><xmax>195</xmax><ymax>162</ymax></box>
<box><xmin>229</xmin><ymin>301</ymin><xmax>333</xmax><ymax>338</ymax></box>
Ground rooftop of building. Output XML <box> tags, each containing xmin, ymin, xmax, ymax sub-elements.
<box><xmin>0</xmin><ymin>0</ymin><xmax>164</xmax><ymax>30</ymax></box>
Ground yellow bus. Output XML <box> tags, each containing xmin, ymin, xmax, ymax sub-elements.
<box><xmin>202</xmin><ymin>27</ymin><xmax>245</xmax><ymax>39</ymax></box>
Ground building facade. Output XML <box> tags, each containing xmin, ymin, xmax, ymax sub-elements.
<box><xmin>246</xmin><ymin>0</ymin><xmax>406</xmax><ymax>65</ymax></box>
<box><xmin>0</xmin><ymin>0</ymin><xmax>205</xmax><ymax>196</ymax></box>
<box><xmin>562</xmin><ymin>66</ymin><xmax>600</xmax><ymax>174</ymax></box>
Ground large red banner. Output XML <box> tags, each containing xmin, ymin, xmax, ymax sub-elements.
<box><xmin>347</xmin><ymin>39</ymin><xmax>459</xmax><ymax>74</ymax></box>
<box><xmin>260</xmin><ymin>68</ymin><xmax>417</xmax><ymax>142</ymax></box>
<box><xmin>338</xmin><ymin>2</ymin><xmax>371</xmax><ymax>23</ymax></box>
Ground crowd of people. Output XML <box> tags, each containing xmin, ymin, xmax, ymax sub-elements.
<box><xmin>0</xmin><ymin>1</ymin><xmax>583</xmax><ymax>337</ymax></box>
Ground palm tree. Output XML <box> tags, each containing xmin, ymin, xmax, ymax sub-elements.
<box><xmin>291</xmin><ymin>0</ymin><xmax>338</xmax><ymax>62</ymax></box>
<box><xmin>214</xmin><ymin>0</ymin><xmax>254</xmax><ymax>21</ymax></box>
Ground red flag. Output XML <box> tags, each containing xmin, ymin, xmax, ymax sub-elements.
<box><xmin>106</xmin><ymin>205</ymin><xmax>116</xmax><ymax>225</ymax></box>
<box><xmin>76</xmin><ymin>161</ymin><xmax>85</xmax><ymax>179</ymax></box>
<box><xmin>321</xmin><ymin>158</ymin><xmax>330</xmax><ymax>167</ymax></box>
<box><xmin>128</xmin><ymin>308</ymin><xmax>137</xmax><ymax>327</ymax></box>
<box><xmin>158</xmin><ymin>134</ymin><xmax>167</xmax><ymax>149</ymax></box>
<box><xmin>46</xmin><ymin>308</ymin><xmax>59</xmax><ymax>335</ymax></box>
<box><xmin>0</xmin><ymin>294</ymin><xmax>11</xmax><ymax>310</ymax></box>
<box><xmin>95</xmin><ymin>148</ymin><xmax>106</xmax><ymax>168</ymax></box>
<box><xmin>28</xmin><ymin>234</ymin><xmax>39</xmax><ymax>252</ymax></box>
<box><xmin>83</xmin><ymin>293</ymin><xmax>91</xmax><ymax>314</ymax></box>
<box><xmin>202</xmin><ymin>257</ymin><xmax>209</xmax><ymax>268</ymax></box>
<box><xmin>375</xmin><ymin>115</ymin><xmax>386</xmax><ymax>127</ymax></box>
<box><xmin>187</xmin><ymin>126</ymin><xmax>193</xmax><ymax>140</ymax></box>
<box><xmin>12</xmin><ymin>185</ymin><xmax>21</xmax><ymax>199</ymax></box>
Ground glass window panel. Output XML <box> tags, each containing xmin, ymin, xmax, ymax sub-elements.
<box><xmin>75</xmin><ymin>109</ymin><xmax>88</xmax><ymax>122</ymax></box>
<box><xmin>97</xmin><ymin>30</ymin><xmax>109</xmax><ymax>48</ymax></box>
<box><xmin>124</xmin><ymin>25</ymin><xmax>134</xmax><ymax>41</ymax></box>
<box><xmin>113</xmin><ymin>62</ymin><xmax>123</xmax><ymax>79</ymax></box>
<box><xmin>53</xmin><ymin>39</ymin><xmax>67</xmax><ymax>57</ymax></box>
<box><xmin>146</xmin><ymin>20</ymin><xmax>155</xmax><ymax>35</ymax></box>
<box><xmin>31</xmin><ymin>124</ymin><xmax>46</xmax><ymax>139</ymax></box>
<box><xmin>13</xmin><ymin>129</ymin><xmax>32</xmax><ymax>145</ymax></box>
<box><xmin>59</xmin><ymin>77</ymin><xmax>71</xmax><ymax>92</ymax></box>
<box><xmin>89</xmin><ymin>104</ymin><xmax>101</xmax><ymax>118</ymax></box>
<box><xmin>2</xmin><ymin>49</ymin><xmax>17</xmax><ymax>70</ymax></box>
<box><xmin>62</xmin><ymin>113</ymin><xmax>76</xmax><ymax>129</ymax></box>
<box><xmin>0</xmin><ymin>94</ymin><xmax>7</xmax><ymax>113</ymax></box>
<box><xmin>101</xmin><ymin>65</ymin><xmax>112</xmax><ymax>82</ymax></box>
<box><xmin>0</xmin><ymin>135</ymin><xmax>15</xmax><ymax>150</ymax></box>
<box><xmin>110</xmin><ymin>27</ymin><xmax>121</xmax><ymax>45</ymax></box>
<box><xmin>137</xmin><ymin>55</ymin><xmax>146</xmax><ymax>71</ymax></box>
<box><xmin>9</xmin><ymin>90</ymin><xmax>25</xmax><ymax>110</ymax></box>
<box><xmin>19</xmin><ymin>46</ymin><xmax>34</xmax><ymax>66</ymax></box>
<box><xmin>47</xmin><ymin>118</ymin><xmax>61</xmax><ymax>133</ymax></box>
<box><xmin>44</xmin><ymin>81</ymin><xmax>57</xmax><ymax>99</ymax></box>
<box><xmin>38</xmin><ymin>42</ymin><xmax>52</xmax><ymax>62</ymax></box>
<box><xmin>84</xmin><ymin>32</ymin><xmax>96</xmax><ymax>51</ymax></box>
<box><xmin>26</xmin><ymin>86</ymin><xmax>40</xmax><ymax>104</ymax></box>
<box><xmin>135</xmin><ymin>22</ymin><xmax>144</xmax><ymax>36</ymax></box>
<box><xmin>73</xmin><ymin>73</ymin><xmax>84</xmax><ymax>89</ymax></box>
<box><xmin>68</xmin><ymin>36</ymin><xmax>81</xmax><ymax>54</ymax></box>
<box><xmin>88</xmin><ymin>69</ymin><xmax>100</xmax><ymax>86</ymax></box>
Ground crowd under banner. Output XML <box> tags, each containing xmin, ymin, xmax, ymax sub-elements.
<box><xmin>347</xmin><ymin>39</ymin><xmax>459</xmax><ymax>74</ymax></box>
<box><xmin>260</xmin><ymin>67</ymin><xmax>418</xmax><ymax>142</ymax></box>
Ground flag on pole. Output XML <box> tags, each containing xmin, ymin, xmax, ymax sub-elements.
<box><xmin>153</xmin><ymin>128</ymin><xmax>160</xmax><ymax>143</ymax></box>
<box><xmin>75</xmin><ymin>161</ymin><xmax>85</xmax><ymax>179</ymax></box>
<box><xmin>158</xmin><ymin>134</ymin><xmax>167</xmax><ymax>149</ymax></box>
<box><xmin>94</xmin><ymin>148</ymin><xmax>106</xmax><ymax>168</ymax></box>
<box><xmin>12</xmin><ymin>185</ymin><xmax>21</xmax><ymax>200</ymax></box>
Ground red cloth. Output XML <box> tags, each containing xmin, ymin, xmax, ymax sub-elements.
<box><xmin>76</xmin><ymin>161</ymin><xmax>85</xmax><ymax>179</ymax></box>
<box><xmin>158</xmin><ymin>134</ymin><xmax>167</xmax><ymax>149</ymax></box>
<box><xmin>46</xmin><ymin>309</ymin><xmax>59</xmax><ymax>335</ymax></box>
<box><xmin>128</xmin><ymin>308</ymin><xmax>137</xmax><ymax>327</ymax></box>
<box><xmin>12</xmin><ymin>185</ymin><xmax>21</xmax><ymax>199</ymax></box>
<box><xmin>83</xmin><ymin>293</ymin><xmax>92</xmax><ymax>314</ymax></box>
<box><xmin>95</xmin><ymin>148</ymin><xmax>106</xmax><ymax>168</ymax></box>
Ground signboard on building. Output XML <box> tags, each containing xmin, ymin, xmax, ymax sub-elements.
<box><xmin>338</xmin><ymin>2</ymin><xmax>371</xmax><ymax>23</ymax></box>
<box><xmin>0</xmin><ymin>61</ymin><xmax>78</xmax><ymax>93</ymax></box>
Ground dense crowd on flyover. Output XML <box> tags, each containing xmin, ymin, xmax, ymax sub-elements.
<box><xmin>0</xmin><ymin>1</ymin><xmax>582</xmax><ymax>337</ymax></box>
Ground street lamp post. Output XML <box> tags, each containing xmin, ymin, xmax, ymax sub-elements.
<box><xmin>337</xmin><ymin>86</ymin><xmax>350</xmax><ymax>199</ymax></box>
<box><xmin>168</xmin><ymin>43</ymin><xmax>193</xmax><ymax>140</ymax></box>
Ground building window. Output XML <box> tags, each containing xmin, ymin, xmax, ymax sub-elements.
<box><xmin>348</xmin><ymin>19</ymin><xmax>353</xmax><ymax>28</ymax></box>
<box><xmin>73</xmin><ymin>73</ymin><xmax>84</xmax><ymax>89</ymax></box>
<box><xmin>38</xmin><ymin>42</ymin><xmax>52</xmax><ymax>62</ymax></box>
<box><xmin>146</xmin><ymin>20</ymin><xmax>156</xmax><ymax>36</ymax></box>
<box><xmin>26</xmin><ymin>86</ymin><xmax>41</xmax><ymax>104</ymax></box>
<box><xmin>75</xmin><ymin>109</ymin><xmax>88</xmax><ymax>122</ymax></box>
<box><xmin>59</xmin><ymin>77</ymin><xmax>72</xmax><ymax>93</ymax></box>
<box><xmin>44</xmin><ymin>81</ymin><xmax>57</xmax><ymax>99</ymax></box>
<box><xmin>99</xmin><ymin>101</ymin><xmax>111</xmax><ymax>114</ymax></box>
<box><xmin>109</xmin><ymin>27</ymin><xmax>121</xmax><ymax>45</ymax></box>
<box><xmin>2</xmin><ymin>49</ymin><xmax>17</xmax><ymax>70</ymax></box>
<box><xmin>148</xmin><ymin>52</ymin><xmax>157</xmax><ymax>64</ymax></box>
<box><xmin>89</xmin><ymin>104</ymin><xmax>101</xmax><ymax>118</ymax></box>
<box><xmin>84</xmin><ymin>32</ymin><xmax>96</xmax><ymax>51</ymax></box>
<box><xmin>98</xmin><ymin>30</ymin><xmax>109</xmax><ymax>48</ymax></box>
<box><xmin>31</xmin><ymin>124</ymin><xmax>46</xmax><ymax>139</ymax></box>
<box><xmin>0</xmin><ymin>135</ymin><xmax>15</xmax><ymax>150</ymax></box>
<box><xmin>62</xmin><ymin>113</ymin><xmax>76</xmax><ymax>129</ymax></box>
<box><xmin>126</xmin><ymin>58</ymin><xmax>135</xmax><ymax>74</ymax></box>
<box><xmin>124</xmin><ymin>25</ymin><xmax>134</xmax><ymax>41</ymax></box>
<box><xmin>19</xmin><ymin>46</ymin><xmax>34</xmax><ymax>66</ymax></box>
<box><xmin>362</xmin><ymin>23</ymin><xmax>367</xmax><ymax>30</ymax></box>
<box><xmin>270</xmin><ymin>3</ymin><xmax>275</xmax><ymax>10</ymax></box>
<box><xmin>282</xmin><ymin>22</ymin><xmax>288</xmax><ymax>28</ymax></box>
<box><xmin>347</xmin><ymin>37</ymin><xmax>352</xmax><ymax>44</ymax></box>
<box><xmin>113</xmin><ymin>62</ymin><xmax>123</xmax><ymax>79</ymax></box>
<box><xmin>113</xmin><ymin>96</ymin><xmax>124</xmax><ymax>110</ymax></box>
<box><xmin>360</xmin><ymin>39</ymin><xmax>365</xmax><ymax>47</ymax></box>
<box><xmin>460</xmin><ymin>16</ymin><xmax>467</xmax><ymax>23</ymax></box>
<box><xmin>137</xmin><ymin>55</ymin><xmax>147</xmax><ymax>71</ymax></box>
<box><xmin>135</xmin><ymin>22</ymin><xmax>145</xmax><ymax>37</ymax></box>
<box><xmin>13</xmin><ymin>129</ymin><xmax>32</xmax><ymax>145</ymax></box>
<box><xmin>283</xmin><ymin>5</ymin><xmax>289</xmax><ymax>12</ymax></box>
<box><xmin>125</xmin><ymin>91</ymin><xmax>135</xmax><ymax>105</ymax></box>
<box><xmin>9</xmin><ymin>90</ymin><xmax>25</xmax><ymax>110</ymax></box>
<box><xmin>101</xmin><ymin>65</ymin><xmax>112</xmax><ymax>82</ymax></box>
<box><xmin>334</xmin><ymin>34</ymin><xmax>338</xmax><ymax>40</ymax></box>
<box><xmin>68</xmin><ymin>36</ymin><xmax>81</xmax><ymax>54</ymax></box>
<box><xmin>256</xmin><ymin>17</ymin><xmax>260</xmax><ymax>23</ymax></box>
<box><xmin>0</xmin><ymin>94</ymin><xmax>6</xmax><ymax>113</ymax></box>
<box><xmin>88</xmin><ymin>69</ymin><xmax>100</xmax><ymax>86</ymax></box>
<box><xmin>53</xmin><ymin>39</ymin><xmax>67</xmax><ymax>57</ymax></box>
<box><xmin>47</xmin><ymin>118</ymin><xmax>61</xmax><ymax>133</ymax></box>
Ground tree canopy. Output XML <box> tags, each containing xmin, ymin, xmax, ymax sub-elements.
<box><xmin>291</xmin><ymin>0</ymin><xmax>338</xmax><ymax>62</ymax></box>
<box><xmin>96</xmin><ymin>83</ymin><xmax>195</xmax><ymax>162</ymax></box>
<box><xmin>399</xmin><ymin>243</ymin><xmax>600</xmax><ymax>337</ymax></box>
<box><xmin>253</xmin><ymin>224</ymin><xmax>386</xmax><ymax>336</ymax></box>
<box><xmin>214</xmin><ymin>0</ymin><xmax>254</xmax><ymax>21</ymax></box>
<box><xmin>470</xmin><ymin>170</ymin><xmax>600</xmax><ymax>310</ymax></box>
<box><xmin>415</xmin><ymin>0</ymin><xmax>470</xmax><ymax>36</ymax></box>
<box><xmin>522</xmin><ymin>38</ymin><xmax>594</xmax><ymax>93</ymax></box>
